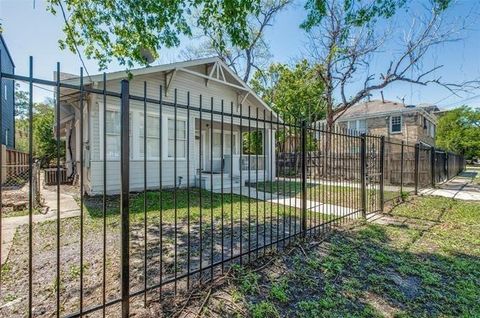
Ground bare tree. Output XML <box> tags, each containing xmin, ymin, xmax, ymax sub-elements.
<box><xmin>181</xmin><ymin>0</ymin><xmax>291</xmax><ymax>82</ymax></box>
<box><xmin>306</xmin><ymin>0</ymin><xmax>479</xmax><ymax>129</ymax></box>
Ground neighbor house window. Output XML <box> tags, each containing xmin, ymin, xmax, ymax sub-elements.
<box><xmin>347</xmin><ymin>119</ymin><xmax>367</xmax><ymax>133</ymax></box>
<box><xmin>139</xmin><ymin>114</ymin><xmax>160</xmax><ymax>159</ymax></box>
<box><xmin>167</xmin><ymin>118</ymin><xmax>187</xmax><ymax>159</ymax></box>
<box><xmin>390</xmin><ymin>116</ymin><xmax>402</xmax><ymax>133</ymax></box>
<box><xmin>423</xmin><ymin>119</ymin><xmax>435</xmax><ymax>138</ymax></box>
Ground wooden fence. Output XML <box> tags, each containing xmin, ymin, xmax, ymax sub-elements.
<box><xmin>1</xmin><ymin>146</ymin><xmax>30</xmax><ymax>185</ymax></box>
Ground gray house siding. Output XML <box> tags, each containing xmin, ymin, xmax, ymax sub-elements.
<box><xmin>0</xmin><ymin>35</ymin><xmax>15</xmax><ymax>149</ymax></box>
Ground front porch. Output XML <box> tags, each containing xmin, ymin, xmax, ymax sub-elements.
<box><xmin>194</xmin><ymin>118</ymin><xmax>274</xmax><ymax>190</ymax></box>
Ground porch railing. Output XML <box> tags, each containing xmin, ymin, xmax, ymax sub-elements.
<box><xmin>240</xmin><ymin>155</ymin><xmax>265</xmax><ymax>170</ymax></box>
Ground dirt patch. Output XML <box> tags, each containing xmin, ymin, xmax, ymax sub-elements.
<box><xmin>0</xmin><ymin>212</ymin><xmax>304</xmax><ymax>317</ymax></box>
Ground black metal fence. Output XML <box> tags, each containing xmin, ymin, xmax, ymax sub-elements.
<box><xmin>0</xmin><ymin>58</ymin><xmax>465</xmax><ymax>317</ymax></box>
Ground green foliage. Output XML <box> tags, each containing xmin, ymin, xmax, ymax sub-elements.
<box><xmin>32</xmin><ymin>103</ymin><xmax>64</xmax><ymax>165</ymax></box>
<box><xmin>46</xmin><ymin>0</ymin><xmax>261</xmax><ymax>69</ymax></box>
<box><xmin>14</xmin><ymin>85</ymin><xmax>30</xmax><ymax>153</ymax></box>
<box><xmin>251</xmin><ymin>60</ymin><xmax>326</xmax><ymax>124</ymax></box>
<box><xmin>269</xmin><ymin>278</ymin><xmax>289</xmax><ymax>302</ymax></box>
<box><xmin>243</xmin><ymin>131</ymin><xmax>263</xmax><ymax>155</ymax></box>
<box><xmin>15</xmin><ymin>83</ymin><xmax>29</xmax><ymax>119</ymax></box>
<box><xmin>250</xmin><ymin>301</ymin><xmax>280</xmax><ymax>318</ymax></box>
<box><xmin>400</xmin><ymin>191</ymin><xmax>409</xmax><ymax>201</ymax></box>
<box><xmin>436</xmin><ymin>106</ymin><xmax>480</xmax><ymax>159</ymax></box>
<box><xmin>14</xmin><ymin>95</ymin><xmax>65</xmax><ymax>164</ymax></box>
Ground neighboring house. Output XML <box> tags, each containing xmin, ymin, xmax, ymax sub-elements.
<box><xmin>58</xmin><ymin>57</ymin><xmax>280</xmax><ymax>195</ymax></box>
<box><xmin>0</xmin><ymin>34</ymin><xmax>15</xmax><ymax>149</ymax></box>
<box><xmin>335</xmin><ymin>100</ymin><xmax>439</xmax><ymax>146</ymax></box>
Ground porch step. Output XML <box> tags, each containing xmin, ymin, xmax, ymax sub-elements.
<box><xmin>196</xmin><ymin>173</ymin><xmax>241</xmax><ymax>190</ymax></box>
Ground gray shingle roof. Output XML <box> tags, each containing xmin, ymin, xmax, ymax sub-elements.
<box><xmin>337</xmin><ymin>100</ymin><xmax>438</xmax><ymax>120</ymax></box>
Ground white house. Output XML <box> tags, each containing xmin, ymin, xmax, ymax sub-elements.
<box><xmin>57</xmin><ymin>57</ymin><xmax>280</xmax><ymax>195</ymax></box>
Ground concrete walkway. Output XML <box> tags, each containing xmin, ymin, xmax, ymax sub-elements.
<box><xmin>215</xmin><ymin>186</ymin><xmax>356</xmax><ymax>217</ymax></box>
<box><xmin>277</xmin><ymin>177</ymin><xmax>415</xmax><ymax>193</ymax></box>
<box><xmin>420</xmin><ymin>170</ymin><xmax>480</xmax><ymax>201</ymax></box>
<box><xmin>1</xmin><ymin>185</ymin><xmax>80</xmax><ymax>265</ymax></box>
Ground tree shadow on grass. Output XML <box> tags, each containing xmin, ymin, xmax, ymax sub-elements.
<box><xmin>84</xmin><ymin>188</ymin><xmax>264</xmax><ymax>220</ymax></box>
<box><xmin>225</xmin><ymin>219</ymin><xmax>480</xmax><ymax>318</ymax></box>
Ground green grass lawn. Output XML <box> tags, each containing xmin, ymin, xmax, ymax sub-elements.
<box><xmin>83</xmin><ymin>188</ymin><xmax>304</xmax><ymax>225</ymax></box>
<box><xmin>191</xmin><ymin>196</ymin><xmax>480</xmax><ymax>317</ymax></box>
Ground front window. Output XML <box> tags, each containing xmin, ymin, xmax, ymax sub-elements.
<box><xmin>104</xmin><ymin>109</ymin><xmax>132</xmax><ymax>160</ymax></box>
<box><xmin>167</xmin><ymin>118</ymin><xmax>187</xmax><ymax>159</ymax></box>
<box><xmin>390</xmin><ymin>116</ymin><xmax>402</xmax><ymax>133</ymax></box>
<box><xmin>105</xmin><ymin>110</ymin><xmax>121</xmax><ymax>160</ymax></box>
<box><xmin>140</xmin><ymin>114</ymin><xmax>161</xmax><ymax>159</ymax></box>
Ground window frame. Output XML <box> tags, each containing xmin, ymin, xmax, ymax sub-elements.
<box><xmin>104</xmin><ymin>108</ymin><xmax>122</xmax><ymax>160</ymax></box>
<box><xmin>389</xmin><ymin>115</ymin><xmax>402</xmax><ymax>134</ymax></box>
<box><xmin>347</xmin><ymin>119</ymin><xmax>368</xmax><ymax>134</ymax></box>
<box><xmin>99</xmin><ymin>104</ymin><xmax>135</xmax><ymax>160</ymax></box>
<box><xmin>164</xmin><ymin>115</ymin><xmax>188</xmax><ymax>160</ymax></box>
<box><xmin>139</xmin><ymin>113</ymin><xmax>161</xmax><ymax>160</ymax></box>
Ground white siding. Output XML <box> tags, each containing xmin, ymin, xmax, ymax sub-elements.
<box><xmin>86</xmin><ymin>69</ymin><xmax>275</xmax><ymax>195</ymax></box>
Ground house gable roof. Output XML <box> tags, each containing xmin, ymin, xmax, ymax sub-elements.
<box><xmin>337</xmin><ymin>100</ymin><xmax>438</xmax><ymax>123</ymax></box>
<box><xmin>62</xmin><ymin>57</ymin><xmax>280</xmax><ymax>121</ymax></box>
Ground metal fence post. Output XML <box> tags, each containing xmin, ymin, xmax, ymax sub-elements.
<box><xmin>379</xmin><ymin>136</ymin><xmax>385</xmax><ymax>212</ymax></box>
<box><xmin>414</xmin><ymin>143</ymin><xmax>420</xmax><ymax>195</ymax></box>
<box><xmin>120</xmin><ymin>79</ymin><xmax>130</xmax><ymax>318</ymax></box>
<box><xmin>400</xmin><ymin>141</ymin><xmax>404</xmax><ymax>196</ymax></box>
<box><xmin>360</xmin><ymin>133</ymin><xmax>367</xmax><ymax>218</ymax></box>
<box><xmin>430</xmin><ymin>146</ymin><xmax>436</xmax><ymax>187</ymax></box>
<box><xmin>301</xmin><ymin>120</ymin><xmax>307</xmax><ymax>237</ymax></box>
<box><xmin>445</xmin><ymin>152</ymin><xmax>449</xmax><ymax>179</ymax></box>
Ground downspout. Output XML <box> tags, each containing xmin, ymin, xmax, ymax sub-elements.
<box><xmin>68</xmin><ymin>125</ymin><xmax>75</xmax><ymax>179</ymax></box>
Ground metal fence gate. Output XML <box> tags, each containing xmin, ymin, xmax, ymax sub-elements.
<box><xmin>0</xmin><ymin>57</ymin><xmax>466</xmax><ymax>317</ymax></box>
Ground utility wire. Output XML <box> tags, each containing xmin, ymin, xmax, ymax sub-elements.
<box><xmin>57</xmin><ymin>0</ymin><xmax>92</xmax><ymax>80</ymax></box>
<box><xmin>440</xmin><ymin>94</ymin><xmax>480</xmax><ymax>108</ymax></box>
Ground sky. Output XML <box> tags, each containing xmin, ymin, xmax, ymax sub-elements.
<box><xmin>0</xmin><ymin>0</ymin><xmax>479</xmax><ymax>108</ymax></box>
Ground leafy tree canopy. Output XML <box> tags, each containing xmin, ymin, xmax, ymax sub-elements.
<box><xmin>436</xmin><ymin>106</ymin><xmax>480</xmax><ymax>160</ymax></box>
<box><xmin>47</xmin><ymin>0</ymin><xmax>261</xmax><ymax>69</ymax></box>
<box><xmin>46</xmin><ymin>0</ymin><xmax>451</xmax><ymax>70</ymax></box>
<box><xmin>250</xmin><ymin>60</ymin><xmax>326</xmax><ymax>124</ymax></box>
<box><xmin>14</xmin><ymin>95</ymin><xmax>65</xmax><ymax>164</ymax></box>
<box><xmin>15</xmin><ymin>83</ymin><xmax>29</xmax><ymax>119</ymax></box>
